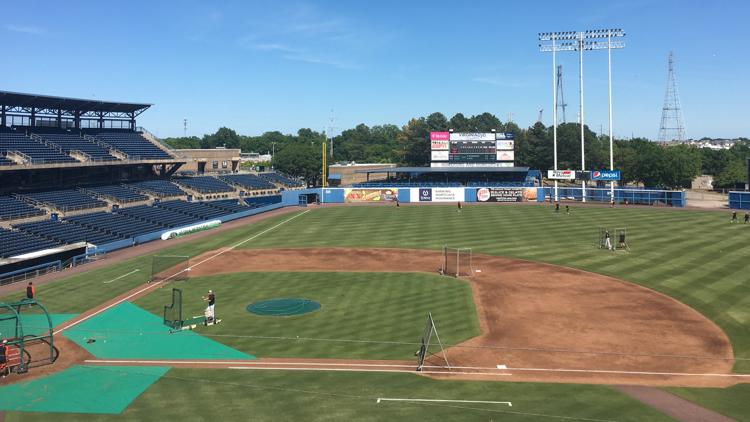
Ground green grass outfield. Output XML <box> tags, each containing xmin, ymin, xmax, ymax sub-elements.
<box><xmin>2</xmin><ymin>204</ymin><xmax>749</xmax><ymax>420</ymax></box>
<box><xmin>4</xmin><ymin>368</ymin><xmax>673</xmax><ymax>422</ymax></box>
<box><xmin>133</xmin><ymin>272</ymin><xmax>480</xmax><ymax>359</ymax></box>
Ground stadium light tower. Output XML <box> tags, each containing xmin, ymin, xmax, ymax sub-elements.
<box><xmin>539</xmin><ymin>29</ymin><xmax>625</xmax><ymax>202</ymax></box>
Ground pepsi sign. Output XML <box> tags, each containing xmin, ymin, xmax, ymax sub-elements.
<box><xmin>591</xmin><ymin>170</ymin><xmax>621</xmax><ymax>181</ymax></box>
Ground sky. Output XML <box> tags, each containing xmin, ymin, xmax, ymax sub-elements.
<box><xmin>2</xmin><ymin>0</ymin><xmax>747</xmax><ymax>139</ymax></box>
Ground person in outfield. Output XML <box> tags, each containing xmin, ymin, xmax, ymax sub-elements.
<box><xmin>731</xmin><ymin>211</ymin><xmax>738</xmax><ymax>223</ymax></box>
<box><xmin>26</xmin><ymin>282</ymin><xmax>35</xmax><ymax>300</ymax></box>
<box><xmin>203</xmin><ymin>290</ymin><xmax>216</xmax><ymax>324</ymax></box>
<box><xmin>604</xmin><ymin>230</ymin><xmax>613</xmax><ymax>251</ymax></box>
<box><xmin>745</xmin><ymin>212</ymin><xmax>749</xmax><ymax>224</ymax></box>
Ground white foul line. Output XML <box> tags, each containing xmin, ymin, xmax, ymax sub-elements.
<box><xmin>102</xmin><ymin>269</ymin><xmax>140</xmax><ymax>284</ymax></box>
<box><xmin>507</xmin><ymin>366</ymin><xmax>750</xmax><ymax>378</ymax></box>
<box><xmin>377</xmin><ymin>398</ymin><xmax>511</xmax><ymax>406</ymax></box>
<box><xmin>54</xmin><ymin>209</ymin><xmax>310</xmax><ymax>336</ymax></box>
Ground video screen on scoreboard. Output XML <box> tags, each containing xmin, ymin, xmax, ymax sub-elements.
<box><xmin>429</xmin><ymin>132</ymin><xmax>514</xmax><ymax>167</ymax></box>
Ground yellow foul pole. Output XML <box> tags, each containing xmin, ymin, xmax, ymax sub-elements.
<box><xmin>322</xmin><ymin>141</ymin><xmax>327</xmax><ymax>188</ymax></box>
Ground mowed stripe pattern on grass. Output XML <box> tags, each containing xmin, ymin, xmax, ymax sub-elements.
<box><xmin>242</xmin><ymin>205</ymin><xmax>750</xmax><ymax>372</ymax></box>
<box><xmin>134</xmin><ymin>272</ymin><xmax>480</xmax><ymax>359</ymax></box>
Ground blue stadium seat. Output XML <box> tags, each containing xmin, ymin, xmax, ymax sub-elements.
<box><xmin>221</xmin><ymin>174</ymin><xmax>276</xmax><ymax>190</ymax></box>
<box><xmin>115</xmin><ymin>204</ymin><xmax>202</xmax><ymax>228</ymax></box>
<box><xmin>34</xmin><ymin>132</ymin><xmax>119</xmax><ymax>162</ymax></box>
<box><xmin>14</xmin><ymin>219</ymin><xmax>122</xmax><ymax>246</ymax></box>
<box><xmin>0</xmin><ymin>228</ymin><xmax>62</xmax><ymax>259</ymax></box>
<box><xmin>22</xmin><ymin>190</ymin><xmax>107</xmax><ymax>212</ymax></box>
<box><xmin>0</xmin><ymin>196</ymin><xmax>46</xmax><ymax>221</ymax></box>
<box><xmin>174</xmin><ymin>176</ymin><xmax>235</xmax><ymax>194</ymax></box>
<box><xmin>66</xmin><ymin>211</ymin><xmax>163</xmax><ymax>238</ymax></box>
<box><xmin>258</xmin><ymin>172</ymin><xmax>304</xmax><ymax>188</ymax></box>
<box><xmin>125</xmin><ymin>180</ymin><xmax>185</xmax><ymax>197</ymax></box>
<box><xmin>203</xmin><ymin>199</ymin><xmax>248</xmax><ymax>213</ymax></box>
<box><xmin>0</xmin><ymin>132</ymin><xmax>77</xmax><ymax>164</ymax></box>
<box><xmin>85</xmin><ymin>185</ymin><xmax>148</xmax><ymax>203</ymax></box>
<box><xmin>93</xmin><ymin>132</ymin><xmax>174</xmax><ymax>160</ymax></box>
<box><xmin>155</xmin><ymin>200</ymin><xmax>229</xmax><ymax>220</ymax></box>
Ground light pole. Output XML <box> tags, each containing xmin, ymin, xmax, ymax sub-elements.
<box><xmin>539</xmin><ymin>29</ymin><xmax>625</xmax><ymax>203</ymax></box>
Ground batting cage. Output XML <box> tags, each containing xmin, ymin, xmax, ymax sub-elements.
<box><xmin>163</xmin><ymin>288</ymin><xmax>211</xmax><ymax>331</ymax></box>
<box><xmin>441</xmin><ymin>246</ymin><xmax>474</xmax><ymax>277</ymax></box>
<box><xmin>150</xmin><ymin>255</ymin><xmax>190</xmax><ymax>282</ymax></box>
<box><xmin>415</xmin><ymin>313</ymin><xmax>450</xmax><ymax>371</ymax></box>
<box><xmin>0</xmin><ymin>299</ymin><xmax>58</xmax><ymax>376</ymax></box>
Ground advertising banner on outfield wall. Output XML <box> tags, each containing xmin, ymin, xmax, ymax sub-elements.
<box><xmin>430</xmin><ymin>131</ymin><xmax>450</xmax><ymax>141</ymax></box>
<box><xmin>547</xmin><ymin>170</ymin><xmax>576</xmax><ymax>180</ymax></box>
<box><xmin>411</xmin><ymin>188</ymin><xmax>465</xmax><ymax>202</ymax></box>
<box><xmin>344</xmin><ymin>188</ymin><xmax>399</xmax><ymax>202</ymax></box>
<box><xmin>449</xmin><ymin>132</ymin><xmax>496</xmax><ymax>141</ymax></box>
<box><xmin>476</xmin><ymin>187</ymin><xmax>537</xmax><ymax>202</ymax></box>
<box><xmin>431</xmin><ymin>150</ymin><xmax>449</xmax><ymax>161</ymax></box>
<box><xmin>496</xmin><ymin>140</ymin><xmax>514</xmax><ymax>150</ymax></box>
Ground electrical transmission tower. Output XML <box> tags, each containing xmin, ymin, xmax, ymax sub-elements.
<box><xmin>556</xmin><ymin>65</ymin><xmax>567</xmax><ymax>123</ymax></box>
<box><xmin>658</xmin><ymin>52</ymin><xmax>685</xmax><ymax>142</ymax></box>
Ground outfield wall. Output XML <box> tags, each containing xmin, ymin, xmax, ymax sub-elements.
<box><xmin>729</xmin><ymin>191</ymin><xmax>750</xmax><ymax>210</ymax></box>
<box><xmin>302</xmin><ymin>187</ymin><xmax>685</xmax><ymax>207</ymax></box>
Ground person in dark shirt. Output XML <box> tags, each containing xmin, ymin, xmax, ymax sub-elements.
<box><xmin>203</xmin><ymin>290</ymin><xmax>216</xmax><ymax>324</ymax></box>
<box><xmin>745</xmin><ymin>212</ymin><xmax>749</xmax><ymax>224</ymax></box>
<box><xmin>0</xmin><ymin>339</ymin><xmax>8</xmax><ymax>377</ymax></box>
<box><xmin>26</xmin><ymin>282</ymin><xmax>35</xmax><ymax>300</ymax></box>
<box><xmin>555</xmin><ymin>202</ymin><xmax>560</xmax><ymax>213</ymax></box>
<box><xmin>731</xmin><ymin>211</ymin><xmax>738</xmax><ymax>223</ymax></box>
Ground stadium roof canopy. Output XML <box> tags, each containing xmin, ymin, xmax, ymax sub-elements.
<box><xmin>0</xmin><ymin>90</ymin><xmax>151</xmax><ymax>115</ymax></box>
<box><xmin>355</xmin><ymin>166</ymin><xmax>530</xmax><ymax>174</ymax></box>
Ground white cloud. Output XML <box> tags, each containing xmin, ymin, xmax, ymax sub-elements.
<box><xmin>253</xmin><ymin>43</ymin><xmax>298</xmax><ymax>53</ymax></box>
<box><xmin>282</xmin><ymin>54</ymin><xmax>359</xmax><ymax>70</ymax></box>
<box><xmin>5</xmin><ymin>24</ymin><xmax>44</xmax><ymax>35</ymax></box>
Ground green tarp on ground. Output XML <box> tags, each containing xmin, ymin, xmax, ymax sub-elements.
<box><xmin>0</xmin><ymin>365</ymin><xmax>169</xmax><ymax>414</ymax></box>
<box><xmin>0</xmin><ymin>314</ymin><xmax>76</xmax><ymax>340</ymax></box>
<box><xmin>62</xmin><ymin>301</ymin><xmax>252</xmax><ymax>360</ymax></box>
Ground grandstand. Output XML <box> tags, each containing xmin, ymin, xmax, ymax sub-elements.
<box><xmin>13</xmin><ymin>220</ymin><xmax>121</xmax><ymax>245</ymax></box>
<box><xmin>0</xmin><ymin>131</ymin><xmax>79</xmax><ymax>164</ymax></box>
<box><xmin>221</xmin><ymin>174</ymin><xmax>276</xmax><ymax>191</ymax></box>
<box><xmin>115</xmin><ymin>204</ymin><xmax>203</xmax><ymax>228</ymax></box>
<box><xmin>154</xmin><ymin>200</ymin><xmax>229</xmax><ymax>220</ymax></box>
<box><xmin>0</xmin><ymin>228</ymin><xmax>62</xmax><ymax>259</ymax></box>
<box><xmin>126</xmin><ymin>180</ymin><xmax>186</xmax><ymax>198</ymax></box>
<box><xmin>85</xmin><ymin>185</ymin><xmax>148</xmax><ymax>203</ymax></box>
<box><xmin>93</xmin><ymin>132</ymin><xmax>174</xmax><ymax>160</ymax></box>
<box><xmin>259</xmin><ymin>172</ymin><xmax>304</xmax><ymax>188</ymax></box>
<box><xmin>33</xmin><ymin>130</ymin><xmax>119</xmax><ymax>162</ymax></box>
<box><xmin>0</xmin><ymin>196</ymin><xmax>46</xmax><ymax>221</ymax></box>
<box><xmin>65</xmin><ymin>211</ymin><xmax>164</xmax><ymax>238</ymax></box>
<box><xmin>22</xmin><ymin>189</ymin><xmax>107</xmax><ymax>212</ymax></box>
<box><xmin>174</xmin><ymin>176</ymin><xmax>235</xmax><ymax>193</ymax></box>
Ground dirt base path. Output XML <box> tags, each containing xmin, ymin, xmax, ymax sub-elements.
<box><xmin>186</xmin><ymin>247</ymin><xmax>739</xmax><ymax>387</ymax></box>
<box><xmin>614</xmin><ymin>385</ymin><xmax>735</xmax><ymax>422</ymax></box>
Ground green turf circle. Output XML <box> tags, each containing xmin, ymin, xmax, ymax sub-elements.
<box><xmin>247</xmin><ymin>298</ymin><xmax>321</xmax><ymax>316</ymax></box>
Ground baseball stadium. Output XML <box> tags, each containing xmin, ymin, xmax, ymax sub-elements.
<box><xmin>0</xmin><ymin>91</ymin><xmax>748</xmax><ymax>422</ymax></box>
<box><xmin>2</xmin><ymin>4</ymin><xmax>750</xmax><ymax>421</ymax></box>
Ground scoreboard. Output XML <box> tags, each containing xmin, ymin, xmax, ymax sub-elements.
<box><xmin>430</xmin><ymin>132</ymin><xmax>514</xmax><ymax>168</ymax></box>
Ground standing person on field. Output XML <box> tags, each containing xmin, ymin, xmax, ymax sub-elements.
<box><xmin>203</xmin><ymin>290</ymin><xmax>216</xmax><ymax>324</ymax></box>
<box><xmin>0</xmin><ymin>339</ymin><xmax>8</xmax><ymax>378</ymax></box>
<box><xmin>565</xmin><ymin>205</ymin><xmax>570</xmax><ymax>215</ymax></box>
<box><xmin>26</xmin><ymin>282</ymin><xmax>35</xmax><ymax>300</ymax></box>
<box><xmin>555</xmin><ymin>202</ymin><xmax>560</xmax><ymax>213</ymax></box>
<box><xmin>457</xmin><ymin>202</ymin><xmax>462</xmax><ymax>213</ymax></box>
<box><xmin>604</xmin><ymin>230</ymin><xmax>613</xmax><ymax>251</ymax></box>
<box><xmin>745</xmin><ymin>212</ymin><xmax>749</xmax><ymax>224</ymax></box>
<box><xmin>731</xmin><ymin>211</ymin><xmax>738</xmax><ymax>223</ymax></box>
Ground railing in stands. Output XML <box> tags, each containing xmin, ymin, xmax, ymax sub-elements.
<box><xmin>0</xmin><ymin>260</ymin><xmax>61</xmax><ymax>286</ymax></box>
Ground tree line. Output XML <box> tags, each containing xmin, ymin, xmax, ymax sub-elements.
<box><xmin>162</xmin><ymin>112</ymin><xmax>749</xmax><ymax>189</ymax></box>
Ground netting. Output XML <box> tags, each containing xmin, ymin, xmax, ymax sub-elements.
<box><xmin>246</xmin><ymin>298</ymin><xmax>321</xmax><ymax>316</ymax></box>
<box><xmin>151</xmin><ymin>255</ymin><xmax>190</xmax><ymax>282</ymax></box>
<box><xmin>163</xmin><ymin>289</ymin><xmax>183</xmax><ymax>329</ymax></box>
<box><xmin>442</xmin><ymin>246</ymin><xmax>473</xmax><ymax>277</ymax></box>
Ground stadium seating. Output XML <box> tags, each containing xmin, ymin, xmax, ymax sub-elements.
<box><xmin>115</xmin><ymin>204</ymin><xmax>202</xmax><ymax>228</ymax></box>
<box><xmin>0</xmin><ymin>228</ymin><xmax>62</xmax><ymax>259</ymax></box>
<box><xmin>0</xmin><ymin>196</ymin><xmax>46</xmax><ymax>221</ymax></box>
<box><xmin>258</xmin><ymin>172</ymin><xmax>304</xmax><ymax>188</ymax></box>
<box><xmin>221</xmin><ymin>174</ymin><xmax>275</xmax><ymax>190</ymax></box>
<box><xmin>203</xmin><ymin>199</ymin><xmax>248</xmax><ymax>213</ymax></box>
<box><xmin>174</xmin><ymin>176</ymin><xmax>235</xmax><ymax>193</ymax></box>
<box><xmin>66</xmin><ymin>211</ymin><xmax>163</xmax><ymax>238</ymax></box>
<box><xmin>93</xmin><ymin>132</ymin><xmax>174</xmax><ymax>160</ymax></box>
<box><xmin>155</xmin><ymin>200</ymin><xmax>229</xmax><ymax>220</ymax></box>
<box><xmin>14</xmin><ymin>219</ymin><xmax>122</xmax><ymax>245</ymax></box>
<box><xmin>34</xmin><ymin>132</ymin><xmax>119</xmax><ymax>161</ymax></box>
<box><xmin>22</xmin><ymin>190</ymin><xmax>107</xmax><ymax>212</ymax></box>
<box><xmin>0</xmin><ymin>132</ymin><xmax>77</xmax><ymax>164</ymax></box>
<box><xmin>125</xmin><ymin>180</ymin><xmax>185</xmax><ymax>197</ymax></box>
<box><xmin>85</xmin><ymin>185</ymin><xmax>148</xmax><ymax>203</ymax></box>
<box><xmin>0</xmin><ymin>156</ymin><xmax>14</xmax><ymax>166</ymax></box>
